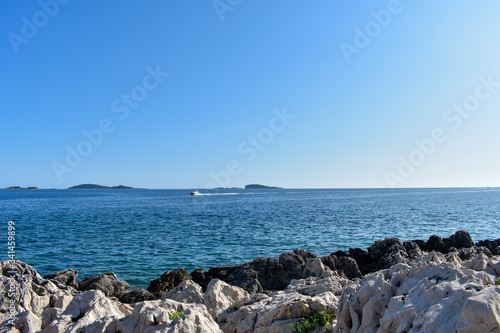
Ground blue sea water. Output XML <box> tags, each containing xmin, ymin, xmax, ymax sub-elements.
<box><xmin>1</xmin><ymin>188</ymin><xmax>499</xmax><ymax>287</ymax></box>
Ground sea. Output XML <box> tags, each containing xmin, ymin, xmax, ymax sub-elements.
<box><xmin>1</xmin><ymin>188</ymin><xmax>499</xmax><ymax>288</ymax></box>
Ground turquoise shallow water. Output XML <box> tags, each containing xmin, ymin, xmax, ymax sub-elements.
<box><xmin>1</xmin><ymin>188</ymin><xmax>499</xmax><ymax>287</ymax></box>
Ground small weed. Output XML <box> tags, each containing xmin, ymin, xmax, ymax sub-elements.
<box><xmin>292</xmin><ymin>308</ymin><xmax>336</xmax><ymax>333</ymax></box>
<box><xmin>495</xmin><ymin>277</ymin><xmax>500</xmax><ymax>286</ymax></box>
<box><xmin>169</xmin><ymin>311</ymin><xmax>185</xmax><ymax>320</ymax></box>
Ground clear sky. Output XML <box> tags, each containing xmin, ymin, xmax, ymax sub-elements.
<box><xmin>2</xmin><ymin>1</ymin><xmax>500</xmax><ymax>189</ymax></box>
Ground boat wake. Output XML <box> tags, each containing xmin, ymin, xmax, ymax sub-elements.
<box><xmin>195</xmin><ymin>193</ymin><xmax>240</xmax><ymax>196</ymax></box>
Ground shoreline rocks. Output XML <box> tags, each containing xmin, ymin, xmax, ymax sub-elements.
<box><xmin>1</xmin><ymin>230</ymin><xmax>499</xmax><ymax>332</ymax></box>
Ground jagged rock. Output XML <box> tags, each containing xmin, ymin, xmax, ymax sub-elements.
<box><xmin>367</xmin><ymin>237</ymin><xmax>408</xmax><ymax>272</ymax></box>
<box><xmin>411</xmin><ymin>239</ymin><xmax>427</xmax><ymax>252</ymax></box>
<box><xmin>488</xmin><ymin>256</ymin><xmax>500</xmax><ymax>276</ymax></box>
<box><xmin>41</xmin><ymin>290</ymin><xmax>133</xmax><ymax>332</ymax></box>
<box><xmin>285</xmin><ymin>275</ymin><xmax>349</xmax><ymax>297</ymax></box>
<box><xmin>335</xmin><ymin>256</ymin><xmax>498</xmax><ymax>333</ymax></box>
<box><xmin>303</xmin><ymin>258</ymin><xmax>334</xmax><ymax>278</ymax></box>
<box><xmin>218</xmin><ymin>275</ymin><xmax>344</xmax><ymax>333</ymax></box>
<box><xmin>348</xmin><ymin>247</ymin><xmax>374</xmax><ymax>275</ymax></box>
<box><xmin>77</xmin><ymin>272</ymin><xmax>129</xmax><ymax>298</ymax></box>
<box><xmin>403</xmin><ymin>240</ymin><xmax>423</xmax><ymax>259</ymax></box>
<box><xmin>191</xmin><ymin>268</ymin><xmax>210</xmax><ymax>291</ymax></box>
<box><xmin>163</xmin><ymin>280</ymin><xmax>204</xmax><ymax>304</ymax></box>
<box><xmin>294</xmin><ymin>248</ymin><xmax>317</xmax><ymax>260</ymax></box>
<box><xmin>205</xmin><ymin>257</ymin><xmax>291</xmax><ymax>293</ymax></box>
<box><xmin>120</xmin><ymin>289</ymin><xmax>157</xmax><ymax>304</ymax></box>
<box><xmin>446</xmin><ymin>230</ymin><xmax>475</xmax><ymax>249</ymax></box>
<box><xmin>322</xmin><ymin>255</ymin><xmax>362</xmax><ymax>279</ymax></box>
<box><xmin>279</xmin><ymin>248</ymin><xmax>317</xmax><ymax>281</ymax></box>
<box><xmin>207</xmin><ymin>264</ymin><xmax>263</xmax><ymax>294</ymax></box>
<box><xmin>456</xmin><ymin>246</ymin><xmax>492</xmax><ymax>260</ymax></box>
<box><xmin>457</xmin><ymin>286</ymin><xmax>500</xmax><ymax>332</ymax></box>
<box><xmin>279</xmin><ymin>252</ymin><xmax>306</xmax><ymax>279</ymax></box>
<box><xmin>0</xmin><ymin>261</ymin><xmax>74</xmax><ymax>331</ymax></box>
<box><xmin>246</xmin><ymin>257</ymin><xmax>291</xmax><ymax>290</ymax></box>
<box><xmin>109</xmin><ymin>298</ymin><xmax>222</xmax><ymax>333</ymax></box>
<box><xmin>204</xmin><ymin>279</ymin><xmax>249</xmax><ymax>319</ymax></box>
<box><xmin>147</xmin><ymin>268</ymin><xmax>191</xmax><ymax>294</ymax></box>
<box><xmin>476</xmin><ymin>239</ymin><xmax>500</xmax><ymax>253</ymax></box>
<box><xmin>43</xmin><ymin>269</ymin><xmax>78</xmax><ymax>289</ymax></box>
<box><xmin>426</xmin><ymin>234</ymin><xmax>449</xmax><ymax>253</ymax></box>
<box><xmin>16</xmin><ymin>311</ymin><xmax>41</xmax><ymax>333</ymax></box>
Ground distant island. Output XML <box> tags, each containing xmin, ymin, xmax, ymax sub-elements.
<box><xmin>68</xmin><ymin>184</ymin><xmax>140</xmax><ymax>190</ymax></box>
<box><xmin>214</xmin><ymin>187</ymin><xmax>242</xmax><ymax>190</ymax></box>
<box><xmin>244</xmin><ymin>184</ymin><xmax>283</xmax><ymax>189</ymax></box>
<box><xmin>2</xmin><ymin>186</ymin><xmax>38</xmax><ymax>190</ymax></box>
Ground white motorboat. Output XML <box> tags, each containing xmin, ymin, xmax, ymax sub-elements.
<box><xmin>190</xmin><ymin>190</ymin><xmax>200</xmax><ymax>195</ymax></box>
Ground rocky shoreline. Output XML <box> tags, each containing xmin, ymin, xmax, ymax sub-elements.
<box><xmin>1</xmin><ymin>230</ymin><xmax>499</xmax><ymax>332</ymax></box>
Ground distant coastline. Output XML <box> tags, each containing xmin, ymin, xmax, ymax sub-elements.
<box><xmin>244</xmin><ymin>184</ymin><xmax>283</xmax><ymax>189</ymax></box>
<box><xmin>68</xmin><ymin>184</ymin><xmax>143</xmax><ymax>190</ymax></box>
<box><xmin>1</xmin><ymin>186</ymin><xmax>38</xmax><ymax>190</ymax></box>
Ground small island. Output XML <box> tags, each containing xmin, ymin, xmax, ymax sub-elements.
<box><xmin>68</xmin><ymin>184</ymin><xmax>140</xmax><ymax>190</ymax></box>
<box><xmin>2</xmin><ymin>186</ymin><xmax>38</xmax><ymax>190</ymax></box>
<box><xmin>244</xmin><ymin>184</ymin><xmax>283</xmax><ymax>189</ymax></box>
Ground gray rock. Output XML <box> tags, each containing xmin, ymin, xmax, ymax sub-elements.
<box><xmin>403</xmin><ymin>240</ymin><xmax>423</xmax><ymax>259</ymax></box>
<box><xmin>279</xmin><ymin>252</ymin><xmax>306</xmax><ymax>279</ymax></box>
<box><xmin>163</xmin><ymin>280</ymin><xmax>204</xmax><ymax>304</ymax></box>
<box><xmin>119</xmin><ymin>289</ymin><xmax>157</xmax><ymax>304</ymax></box>
<box><xmin>43</xmin><ymin>269</ymin><xmax>78</xmax><ymax>289</ymax></box>
<box><xmin>335</xmin><ymin>256</ymin><xmax>362</xmax><ymax>279</ymax></box>
<box><xmin>426</xmin><ymin>234</ymin><xmax>449</xmax><ymax>253</ymax></box>
<box><xmin>218</xmin><ymin>275</ymin><xmax>345</xmax><ymax>333</ymax></box>
<box><xmin>191</xmin><ymin>268</ymin><xmax>210</xmax><ymax>290</ymax></box>
<box><xmin>206</xmin><ymin>257</ymin><xmax>291</xmax><ymax>293</ymax></box>
<box><xmin>335</xmin><ymin>255</ymin><xmax>499</xmax><ymax>333</ymax></box>
<box><xmin>476</xmin><ymin>239</ymin><xmax>499</xmax><ymax>252</ymax></box>
<box><xmin>366</xmin><ymin>237</ymin><xmax>408</xmax><ymax>273</ymax></box>
<box><xmin>247</xmin><ymin>257</ymin><xmax>291</xmax><ymax>290</ymax></box>
<box><xmin>77</xmin><ymin>272</ymin><xmax>130</xmax><ymax>298</ymax></box>
<box><xmin>457</xmin><ymin>246</ymin><xmax>493</xmax><ymax>260</ymax></box>
<box><xmin>110</xmin><ymin>299</ymin><xmax>222</xmax><ymax>333</ymax></box>
<box><xmin>446</xmin><ymin>230</ymin><xmax>475</xmax><ymax>249</ymax></box>
<box><xmin>147</xmin><ymin>268</ymin><xmax>192</xmax><ymax>294</ymax></box>
<box><xmin>204</xmin><ymin>279</ymin><xmax>249</xmax><ymax>319</ymax></box>
<box><xmin>41</xmin><ymin>290</ymin><xmax>133</xmax><ymax>332</ymax></box>
<box><xmin>348</xmin><ymin>247</ymin><xmax>374</xmax><ymax>275</ymax></box>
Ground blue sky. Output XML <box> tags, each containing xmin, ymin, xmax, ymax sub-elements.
<box><xmin>2</xmin><ymin>1</ymin><xmax>500</xmax><ymax>189</ymax></box>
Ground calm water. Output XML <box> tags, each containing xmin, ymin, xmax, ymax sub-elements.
<box><xmin>1</xmin><ymin>188</ymin><xmax>499</xmax><ymax>287</ymax></box>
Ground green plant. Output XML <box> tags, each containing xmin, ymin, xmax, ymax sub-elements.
<box><xmin>495</xmin><ymin>277</ymin><xmax>500</xmax><ymax>286</ymax></box>
<box><xmin>292</xmin><ymin>308</ymin><xmax>336</xmax><ymax>333</ymax></box>
<box><xmin>169</xmin><ymin>311</ymin><xmax>185</xmax><ymax>320</ymax></box>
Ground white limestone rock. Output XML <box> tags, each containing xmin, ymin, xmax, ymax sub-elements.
<box><xmin>109</xmin><ymin>298</ymin><xmax>222</xmax><ymax>333</ymax></box>
<box><xmin>0</xmin><ymin>261</ymin><xmax>76</xmax><ymax>332</ymax></box>
<box><xmin>218</xmin><ymin>276</ymin><xmax>346</xmax><ymax>333</ymax></box>
<box><xmin>335</xmin><ymin>258</ymin><xmax>499</xmax><ymax>333</ymax></box>
<box><xmin>40</xmin><ymin>290</ymin><xmax>133</xmax><ymax>333</ymax></box>
<box><xmin>304</xmin><ymin>258</ymin><xmax>332</xmax><ymax>278</ymax></box>
<box><xmin>163</xmin><ymin>280</ymin><xmax>204</xmax><ymax>304</ymax></box>
<box><xmin>204</xmin><ymin>279</ymin><xmax>249</xmax><ymax>319</ymax></box>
